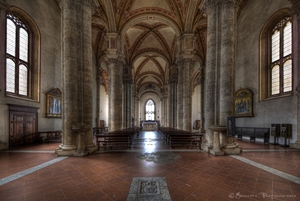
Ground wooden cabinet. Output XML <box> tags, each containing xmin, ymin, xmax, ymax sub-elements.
<box><xmin>8</xmin><ymin>104</ymin><xmax>39</xmax><ymax>147</ymax></box>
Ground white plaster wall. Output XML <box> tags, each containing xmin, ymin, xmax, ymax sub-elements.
<box><xmin>99</xmin><ymin>85</ymin><xmax>109</xmax><ymax>128</ymax></box>
<box><xmin>236</xmin><ymin>0</ymin><xmax>296</xmax><ymax>144</ymax></box>
<box><xmin>139</xmin><ymin>92</ymin><xmax>161</xmax><ymax>121</ymax></box>
<box><xmin>192</xmin><ymin>85</ymin><xmax>201</xmax><ymax>129</ymax></box>
<box><xmin>0</xmin><ymin>0</ymin><xmax>61</xmax><ymax>146</ymax></box>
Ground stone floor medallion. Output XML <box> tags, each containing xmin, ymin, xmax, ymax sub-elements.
<box><xmin>127</xmin><ymin>177</ymin><xmax>172</xmax><ymax>201</ymax></box>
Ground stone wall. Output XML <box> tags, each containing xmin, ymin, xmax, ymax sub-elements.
<box><xmin>235</xmin><ymin>0</ymin><xmax>296</xmax><ymax>143</ymax></box>
<box><xmin>0</xmin><ymin>0</ymin><xmax>61</xmax><ymax>148</ymax></box>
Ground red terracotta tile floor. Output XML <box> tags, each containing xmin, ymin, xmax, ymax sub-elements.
<box><xmin>0</xmin><ymin>131</ymin><xmax>299</xmax><ymax>201</ymax></box>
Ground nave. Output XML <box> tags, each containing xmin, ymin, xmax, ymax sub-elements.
<box><xmin>0</xmin><ymin>131</ymin><xmax>300</xmax><ymax>201</ymax></box>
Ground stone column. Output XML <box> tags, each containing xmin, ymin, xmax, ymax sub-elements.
<box><xmin>131</xmin><ymin>83</ymin><xmax>136</xmax><ymax>127</ymax></box>
<box><xmin>177</xmin><ymin>64</ymin><xmax>183</xmax><ymax>129</ymax></box>
<box><xmin>168</xmin><ymin>64</ymin><xmax>178</xmax><ymax>127</ymax></box>
<box><xmin>56</xmin><ymin>0</ymin><xmax>98</xmax><ymax>156</ymax></box>
<box><xmin>96</xmin><ymin>67</ymin><xmax>103</xmax><ymax>127</ymax></box>
<box><xmin>290</xmin><ymin>0</ymin><xmax>300</xmax><ymax>149</ymax></box>
<box><xmin>108</xmin><ymin>59</ymin><xmax>123</xmax><ymax>131</ymax></box>
<box><xmin>219</xmin><ymin>0</ymin><xmax>235</xmax><ymax>147</ymax></box>
<box><xmin>106</xmin><ymin>33</ymin><xmax>124</xmax><ymax>131</ymax></box>
<box><xmin>177</xmin><ymin>34</ymin><xmax>195</xmax><ymax>131</ymax></box>
<box><xmin>200</xmin><ymin>0</ymin><xmax>217</xmax><ymax>152</ymax></box>
<box><xmin>182</xmin><ymin>59</ymin><xmax>193</xmax><ymax>131</ymax></box>
<box><xmin>162</xmin><ymin>85</ymin><xmax>168</xmax><ymax>127</ymax></box>
<box><xmin>123</xmin><ymin>64</ymin><xmax>132</xmax><ymax>128</ymax></box>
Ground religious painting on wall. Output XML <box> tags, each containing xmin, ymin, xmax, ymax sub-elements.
<box><xmin>46</xmin><ymin>88</ymin><xmax>62</xmax><ymax>118</ymax></box>
<box><xmin>234</xmin><ymin>88</ymin><xmax>254</xmax><ymax>117</ymax></box>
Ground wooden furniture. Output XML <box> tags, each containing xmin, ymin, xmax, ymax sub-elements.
<box><xmin>95</xmin><ymin>127</ymin><xmax>139</xmax><ymax>149</ymax></box>
<box><xmin>159</xmin><ymin>127</ymin><xmax>203</xmax><ymax>149</ymax></box>
<box><xmin>8</xmin><ymin>104</ymin><xmax>39</xmax><ymax>147</ymax></box>
<box><xmin>93</xmin><ymin>127</ymin><xmax>108</xmax><ymax>135</ymax></box>
<box><xmin>38</xmin><ymin>130</ymin><xmax>62</xmax><ymax>143</ymax></box>
<box><xmin>236</xmin><ymin>127</ymin><xmax>270</xmax><ymax>144</ymax></box>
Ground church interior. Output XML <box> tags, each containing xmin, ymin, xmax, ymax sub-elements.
<box><xmin>0</xmin><ymin>0</ymin><xmax>300</xmax><ymax>200</ymax></box>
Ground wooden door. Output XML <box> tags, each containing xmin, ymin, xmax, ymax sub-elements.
<box><xmin>8</xmin><ymin>104</ymin><xmax>38</xmax><ymax>147</ymax></box>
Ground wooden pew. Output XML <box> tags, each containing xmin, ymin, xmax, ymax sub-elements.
<box><xmin>38</xmin><ymin>130</ymin><xmax>62</xmax><ymax>143</ymax></box>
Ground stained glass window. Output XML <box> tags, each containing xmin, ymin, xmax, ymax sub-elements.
<box><xmin>145</xmin><ymin>99</ymin><xmax>155</xmax><ymax>120</ymax></box>
<box><xmin>270</xmin><ymin>17</ymin><xmax>292</xmax><ymax>96</ymax></box>
<box><xmin>6</xmin><ymin>14</ymin><xmax>29</xmax><ymax>96</ymax></box>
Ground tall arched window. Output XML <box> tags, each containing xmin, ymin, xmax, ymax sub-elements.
<box><xmin>3</xmin><ymin>8</ymin><xmax>41</xmax><ymax>102</ymax></box>
<box><xmin>260</xmin><ymin>10</ymin><xmax>293</xmax><ymax>100</ymax></box>
<box><xmin>270</xmin><ymin>17</ymin><xmax>292</xmax><ymax>95</ymax></box>
<box><xmin>6</xmin><ymin>13</ymin><xmax>29</xmax><ymax>96</ymax></box>
<box><xmin>145</xmin><ymin>99</ymin><xmax>155</xmax><ymax>120</ymax></box>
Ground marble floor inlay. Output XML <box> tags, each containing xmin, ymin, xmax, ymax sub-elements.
<box><xmin>137</xmin><ymin>152</ymin><xmax>182</xmax><ymax>164</ymax></box>
<box><xmin>231</xmin><ymin>155</ymin><xmax>300</xmax><ymax>184</ymax></box>
<box><xmin>127</xmin><ymin>177</ymin><xmax>172</xmax><ymax>201</ymax></box>
<box><xmin>0</xmin><ymin>156</ymin><xmax>68</xmax><ymax>186</ymax></box>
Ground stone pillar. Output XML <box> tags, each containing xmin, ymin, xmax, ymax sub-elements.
<box><xmin>177</xmin><ymin>34</ymin><xmax>195</xmax><ymax>131</ymax></box>
<box><xmin>290</xmin><ymin>0</ymin><xmax>300</xmax><ymax>149</ymax></box>
<box><xmin>106</xmin><ymin>33</ymin><xmax>124</xmax><ymax>131</ymax></box>
<box><xmin>219</xmin><ymin>0</ymin><xmax>235</xmax><ymax>147</ymax></box>
<box><xmin>96</xmin><ymin>67</ymin><xmax>103</xmax><ymax>127</ymax></box>
<box><xmin>132</xmin><ymin>83</ymin><xmax>136</xmax><ymax>127</ymax></box>
<box><xmin>182</xmin><ymin>59</ymin><xmax>193</xmax><ymax>131</ymax></box>
<box><xmin>123</xmin><ymin>64</ymin><xmax>132</xmax><ymax>128</ymax></box>
<box><xmin>162</xmin><ymin>85</ymin><xmax>168</xmax><ymax>127</ymax></box>
<box><xmin>200</xmin><ymin>0</ymin><xmax>217</xmax><ymax>152</ymax></box>
<box><xmin>108</xmin><ymin>59</ymin><xmax>123</xmax><ymax>131</ymax></box>
<box><xmin>168</xmin><ymin>64</ymin><xmax>178</xmax><ymax>127</ymax></box>
<box><xmin>56</xmin><ymin>0</ymin><xmax>98</xmax><ymax>156</ymax></box>
<box><xmin>177</xmin><ymin>64</ymin><xmax>183</xmax><ymax>129</ymax></box>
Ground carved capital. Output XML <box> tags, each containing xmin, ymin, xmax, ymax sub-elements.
<box><xmin>289</xmin><ymin>0</ymin><xmax>300</xmax><ymax>16</ymax></box>
<box><xmin>199</xmin><ymin>0</ymin><xmax>220</xmax><ymax>13</ymax></box>
<box><xmin>0</xmin><ymin>0</ymin><xmax>9</xmax><ymax>10</ymax></box>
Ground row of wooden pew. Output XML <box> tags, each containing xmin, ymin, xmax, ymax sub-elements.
<box><xmin>93</xmin><ymin>127</ymin><xmax>139</xmax><ymax>149</ymax></box>
<box><xmin>158</xmin><ymin>127</ymin><xmax>204</xmax><ymax>149</ymax></box>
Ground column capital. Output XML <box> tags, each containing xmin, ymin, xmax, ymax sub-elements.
<box><xmin>177</xmin><ymin>34</ymin><xmax>195</xmax><ymax>60</ymax></box>
<box><xmin>0</xmin><ymin>0</ymin><xmax>9</xmax><ymax>10</ymax></box>
<box><xmin>105</xmin><ymin>32</ymin><xmax>125</xmax><ymax>61</ymax></box>
<box><xmin>168</xmin><ymin>64</ymin><xmax>178</xmax><ymax>83</ymax></box>
<box><xmin>289</xmin><ymin>0</ymin><xmax>300</xmax><ymax>16</ymax></box>
<box><xmin>199</xmin><ymin>0</ymin><xmax>220</xmax><ymax>13</ymax></box>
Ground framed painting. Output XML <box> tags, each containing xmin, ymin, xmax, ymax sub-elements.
<box><xmin>234</xmin><ymin>88</ymin><xmax>254</xmax><ymax>117</ymax></box>
<box><xmin>46</xmin><ymin>88</ymin><xmax>62</xmax><ymax>118</ymax></box>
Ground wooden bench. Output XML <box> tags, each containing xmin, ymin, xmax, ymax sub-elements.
<box><xmin>38</xmin><ymin>130</ymin><xmax>62</xmax><ymax>143</ymax></box>
<box><xmin>159</xmin><ymin>127</ymin><xmax>203</xmax><ymax>149</ymax></box>
<box><xmin>236</xmin><ymin>127</ymin><xmax>270</xmax><ymax>144</ymax></box>
<box><xmin>95</xmin><ymin>127</ymin><xmax>139</xmax><ymax>149</ymax></box>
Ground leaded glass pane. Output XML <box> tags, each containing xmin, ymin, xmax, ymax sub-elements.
<box><xmin>19</xmin><ymin>65</ymin><xmax>28</xmax><ymax>96</ymax></box>
<box><xmin>19</xmin><ymin>28</ymin><xmax>28</xmax><ymax>62</ymax></box>
<box><xmin>271</xmin><ymin>31</ymin><xmax>280</xmax><ymax>62</ymax></box>
<box><xmin>146</xmin><ymin>100</ymin><xmax>155</xmax><ymax>121</ymax></box>
<box><xmin>6</xmin><ymin>19</ymin><xmax>16</xmax><ymax>56</ymax></box>
<box><xmin>283</xmin><ymin>22</ymin><xmax>292</xmax><ymax>57</ymax></box>
<box><xmin>271</xmin><ymin>65</ymin><xmax>280</xmax><ymax>95</ymax></box>
<box><xmin>6</xmin><ymin>59</ymin><xmax>15</xmax><ymax>93</ymax></box>
<box><xmin>283</xmin><ymin>60</ymin><xmax>292</xmax><ymax>92</ymax></box>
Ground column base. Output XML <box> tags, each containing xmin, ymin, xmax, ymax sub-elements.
<box><xmin>201</xmin><ymin>143</ymin><xmax>213</xmax><ymax>152</ymax></box>
<box><xmin>55</xmin><ymin>144</ymin><xmax>77</xmax><ymax>156</ymax></box>
<box><xmin>290</xmin><ymin>142</ymin><xmax>300</xmax><ymax>149</ymax></box>
<box><xmin>74</xmin><ymin>150</ymin><xmax>89</xmax><ymax>157</ymax></box>
<box><xmin>210</xmin><ymin>149</ymin><xmax>224</xmax><ymax>156</ymax></box>
<box><xmin>0</xmin><ymin>142</ymin><xmax>8</xmax><ymax>150</ymax></box>
<box><xmin>86</xmin><ymin>144</ymin><xmax>98</xmax><ymax>153</ymax></box>
<box><xmin>222</xmin><ymin>147</ymin><xmax>241</xmax><ymax>155</ymax></box>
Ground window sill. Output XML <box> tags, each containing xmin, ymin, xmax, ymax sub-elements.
<box><xmin>6</xmin><ymin>93</ymin><xmax>39</xmax><ymax>103</ymax></box>
<box><xmin>262</xmin><ymin>92</ymin><xmax>293</xmax><ymax>102</ymax></box>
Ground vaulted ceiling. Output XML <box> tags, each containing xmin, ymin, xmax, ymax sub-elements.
<box><xmin>90</xmin><ymin>0</ymin><xmax>207</xmax><ymax>94</ymax></box>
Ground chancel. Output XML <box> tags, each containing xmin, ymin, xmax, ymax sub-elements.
<box><xmin>0</xmin><ymin>0</ymin><xmax>300</xmax><ymax>200</ymax></box>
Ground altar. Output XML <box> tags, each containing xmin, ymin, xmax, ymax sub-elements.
<box><xmin>141</xmin><ymin>121</ymin><xmax>158</xmax><ymax>131</ymax></box>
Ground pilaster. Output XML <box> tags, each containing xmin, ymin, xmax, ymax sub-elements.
<box><xmin>289</xmin><ymin>0</ymin><xmax>300</xmax><ymax>149</ymax></box>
